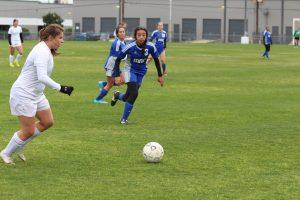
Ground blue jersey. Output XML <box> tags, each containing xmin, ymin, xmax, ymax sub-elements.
<box><xmin>150</xmin><ymin>30</ymin><xmax>167</xmax><ymax>49</ymax></box>
<box><xmin>118</xmin><ymin>41</ymin><xmax>159</xmax><ymax>75</ymax></box>
<box><xmin>108</xmin><ymin>38</ymin><xmax>125</xmax><ymax>57</ymax></box>
<box><xmin>109</xmin><ymin>38</ymin><xmax>125</xmax><ymax>57</ymax></box>
<box><xmin>263</xmin><ymin>31</ymin><xmax>272</xmax><ymax>45</ymax></box>
<box><xmin>104</xmin><ymin>37</ymin><xmax>125</xmax><ymax>67</ymax></box>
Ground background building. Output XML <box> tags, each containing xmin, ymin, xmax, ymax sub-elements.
<box><xmin>0</xmin><ymin>0</ymin><xmax>299</xmax><ymax>43</ymax></box>
<box><xmin>0</xmin><ymin>0</ymin><xmax>73</xmax><ymax>39</ymax></box>
<box><xmin>73</xmin><ymin>0</ymin><xmax>300</xmax><ymax>43</ymax></box>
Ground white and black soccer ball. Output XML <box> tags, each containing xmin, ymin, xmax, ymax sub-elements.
<box><xmin>142</xmin><ymin>142</ymin><xmax>164</xmax><ymax>163</ymax></box>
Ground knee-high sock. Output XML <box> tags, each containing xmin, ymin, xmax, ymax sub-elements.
<box><xmin>96</xmin><ymin>89</ymin><xmax>108</xmax><ymax>100</ymax></box>
<box><xmin>9</xmin><ymin>55</ymin><xmax>14</xmax><ymax>64</ymax></box>
<box><xmin>2</xmin><ymin>132</ymin><xmax>25</xmax><ymax>156</ymax></box>
<box><xmin>121</xmin><ymin>102</ymin><xmax>133</xmax><ymax>121</ymax></box>
<box><xmin>16</xmin><ymin>54</ymin><xmax>22</xmax><ymax>61</ymax></box>
<box><xmin>2</xmin><ymin>128</ymin><xmax>41</xmax><ymax>156</ymax></box>
<box><xmin>118</xmin><ymin>93</ymin><xmax>126</xmax><ymax>102</ymax></box>
<box><xmin>23</xmin><ymin>128</ymin><xmax>41</xmax><ymax>145</ymax></box>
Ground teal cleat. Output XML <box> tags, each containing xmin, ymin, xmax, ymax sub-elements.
<box><xmin>98</xmin><ymin>81</ymin><xmax>107</xmax><ymax>89</ymax></box>
<box><xmin>93</xmin><ymin>99</ymin><xmax>108</xmax><ymax>104</ymax></box>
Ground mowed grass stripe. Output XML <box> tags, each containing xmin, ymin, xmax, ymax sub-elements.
<box><xmin>0</xmin><ymin>40</ymin><xmax>299</xmax><ymax>199</ymax></box>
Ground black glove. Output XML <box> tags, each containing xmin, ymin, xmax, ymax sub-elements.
<box><xmin>60</xmin><ymin>85</ymin><xmax>74</xmax><ymax>96</ymax></box>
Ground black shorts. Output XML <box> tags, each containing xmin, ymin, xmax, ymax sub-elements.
<box><xmin>295</xmin><ymin>37</ymin><xmax>299</xmax><ymax>40</ymax></box>
<box><xmin>265</xmin><ymin>44</ymin><xmax>270</xmax><ymax>51</ymax></box>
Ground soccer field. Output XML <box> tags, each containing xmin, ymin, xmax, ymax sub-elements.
<box><xmin>0</xmin><ymin>40</ymin><xmax>299</xmax><ymax>199</ymax></box>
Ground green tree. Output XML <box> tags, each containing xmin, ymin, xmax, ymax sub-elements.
<box><xmin>42</xmin><ymin>12</ymin><xmax>64</xmax><ymax>26</ymax></box>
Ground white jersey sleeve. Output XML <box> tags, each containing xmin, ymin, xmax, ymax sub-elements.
<box><xmin>34</xmin><ymin>50</ymin><xmax>61</xmax><ymax>91</ymax></box>
<box><xmin>11</xmin><ymin>42</ymin><xmax>61</xmax><ymax>100</ymax></box>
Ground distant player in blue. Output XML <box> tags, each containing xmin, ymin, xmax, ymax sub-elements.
<box><xmin>111</xmin><ymin>27</ymin><xmax>164</xmax><ymax>124</ymax></box>
<box><xmin>148</xmin><ymin>22</ymin><xmax>168</xmax><ymax>75</ymax></box>
<box><xmin>94</xmin><ymin>26</ymin><xmax>126</xmax><ymax>104</ymax></box>
<box><xmin>262</xmin><ymin>26</ymin><xmax>272</xmax><ymax>59</ymax></box>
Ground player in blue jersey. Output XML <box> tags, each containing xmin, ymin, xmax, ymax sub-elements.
<box><xmin>262</xmin><ymin>26</ymin><xmax>272</xmax><ymax>59</ymax></box>
<box><xmin>114</xmin><ymin>22</ymin><xmax>127</xmax><ymax>38</ymax></box>
<box><xmin>94</xmin><ymin>26</ymin><xmax>126</xmax><ymax>104</ymax></box>
<box><xmin>148</xmin><ymin>22</ymin><xmax>168</xmax><ymax>75</ymax></box>
<box><xmin>111</xmin><ymin>27</ymin><xmax>164</xmax><ymax>124</ymax></box>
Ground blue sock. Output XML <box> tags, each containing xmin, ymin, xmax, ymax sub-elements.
<box><xmin>266</xmin><ymin>52</ymin><xmax>269</xmax><ymax>59</ymax></box>
<box><xmin>262</xmin><ymin>51</ymin><xmax>266</xmax><ymax>57</ymax></box>
<box><xmin>96</xmin><ymin>89</ymin><xmax>108</xmax><ymax>100</ymax></box>
<box><xmin>121</xmin><ymin>102</ymin><xmax>133</xmax><ymax>121</ymax></box>
<box><xmin>119</xmin><ymin>93</ymin><xmax>126</xmax><ymax>102</ymax></box>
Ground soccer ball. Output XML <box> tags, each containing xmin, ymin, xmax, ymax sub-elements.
<box><xmin>142</xmin><ymin>142</ymin><xmax>164</xmax><ymax>163</ymax></box>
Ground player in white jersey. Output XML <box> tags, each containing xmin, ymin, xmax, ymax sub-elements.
<box><xmin>8</xmin><ymin>19</ymin><xmax>24</xmax><ymax>67</ymax></box>
<box><xmin>0</xmin><ymin>24</ymin><xmax>74</xmax><ymax>165</ymax></box>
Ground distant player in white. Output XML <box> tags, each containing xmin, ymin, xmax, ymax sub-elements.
<box><xmin>0</xmin><ymin>24</ymin><xmax>74</xmax><ymax>165</ymax></box>
<box><xmin>8</xmin><ymin>19</ymin><xmax>24</xmax><ymax>67</ymax></box>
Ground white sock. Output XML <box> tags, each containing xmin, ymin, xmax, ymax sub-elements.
<box><xmin>9</xmin><ymin>55</ymin><xmax>14</xmax><ymax>64</ymax></box>
<box><xmin>24</xmin><ymin>128</ymin><xmax>41</xmax><ymax>145</ymax></box>
<box><xmin>2</xmin><ymin>132</ymin><xmax>25</xmax><ymax>157</ymax></box>
<box><xmin>16</xmin><ymin>54</ymin><xmax>22</xmax><ymax>62</ymax></box>
<box><xmin>17</xmin><ymin>128</ymin><xmax>42</xmax><ymax>153</ymax></box>
<box><xmin>3</xmin><ymin>128</ymin><xmax>41</xmax><ymax>156</ymax></box>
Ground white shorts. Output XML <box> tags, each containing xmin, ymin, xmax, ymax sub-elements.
<box><xmin>9</xmin><ymin>96</ymin><xmax>50</xmax><ymax>117</ymax></box>
<box><xmin>104</xmin><ymin>56</ymin><xmax>117</xmax><ymax>77</ymax></box>
<box><xmin>11</xmin><ymin>41</ymin><xmax>22</xmax><ymax>48</ymax></box>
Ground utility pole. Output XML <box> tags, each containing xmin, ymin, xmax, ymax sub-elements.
<box><xmin>223</xmin><ymin>0</ymin><xmax>227</xmax><ymax>43</ymax></box>
<box><xmin>169</xmin><ymin>0</ymin><xmax>172</xmax><ymax>42</ymax></box>
<box><xmin>119</xmin><ymin>0</ymin><xmax>125</xmax><ymax>24</ymax></box>
<box><xmin>255</xmin><ymin>0</ymin><xmax>264</xmax><ymax>42</ymax></box>
<box><xmin>244</xmin><ymin>0</ymin><xmax>247</xmax><ymax>35</ymax></box>
<box><xmin>256</xmin><ymin>1</ymin><xmax>259</xmax><ymax>38</ymax></box>
<box><xmin>281</xmin><ymin>0</ymin><xmax>284</xmax><ymax>44</ymax></box>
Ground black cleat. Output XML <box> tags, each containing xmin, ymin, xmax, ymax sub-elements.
<box><xmin>120</xmin><ymin>119</ymin><xmax>129</xmax><ymax>125</ymax></box>
<box><xmin>111</xmin><ymin>91</ymin><xmax>120</xmax><ymax>106</ymax></box>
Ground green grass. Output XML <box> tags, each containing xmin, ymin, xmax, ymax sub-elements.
<box><xmin>0</xmin><ymin>40</ymin><xmax>299</xmax><ymax>199</ymax></box>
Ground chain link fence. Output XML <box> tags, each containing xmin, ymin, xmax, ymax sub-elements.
<box><xmin>0</xmin><ymin>31</ymin><xmax>294</xmax><ymax>44</ymax></box>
